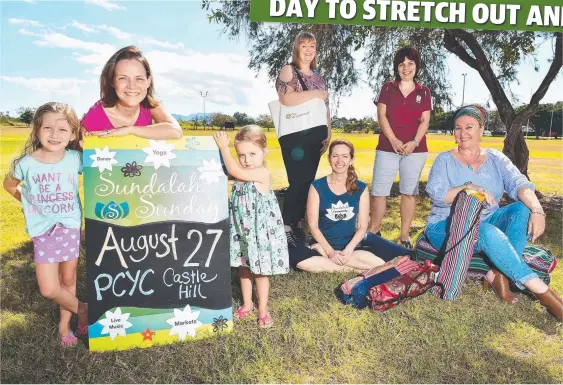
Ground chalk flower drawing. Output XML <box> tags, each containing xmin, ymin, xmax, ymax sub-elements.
<box><xmin>212</xmin><ymin>315</ymin><xmax>228</xmax><ymax>333</ymax></box>
<box><xmin>121</xmin><ymin>161</ymin><xmax>142</xmax><ymax>177</ymax></box>
<box><xmin>197</xmin><ymin>158</ymin><xmax>224</xmax><ymax>184</ymax></box>
<box><xmin>98</xmin><ymin>307</ymin><xmax>133</xmax><ymax>340</ymax></box>
<box><xmin>142</xmin><ymin>140</ymin><xmax>177</xmax><ymax>169</ymax></box>
<box><xmin>325</xmin><ymin>201</ymin><xmax>355</xmax><ymax>222</ymax></box>
<box><xmin>89</xmin><ymin>146</ymin><xmax>118</xmax><ymax>173</ymax></box>
<box><xmin>166</xmin><ymin>305</ymin><xmax>203</xmax><ymax>341</ymax></box>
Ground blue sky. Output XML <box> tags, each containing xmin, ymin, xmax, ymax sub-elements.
<box><xmin>1</xmin><ymin>0</ymin><xmax>561</xmax><ymax>119</ymax></box>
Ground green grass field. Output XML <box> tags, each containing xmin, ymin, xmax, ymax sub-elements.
<box><xmin>1</xmin><ymin>126</ymin><xmax>562</xmax><ymax>383</ymax></box>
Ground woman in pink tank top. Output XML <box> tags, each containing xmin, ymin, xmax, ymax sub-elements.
<box><xmin>82</xmin><ymin>46</ymin><xmax>182</xmax><ymax>140</ymax></box>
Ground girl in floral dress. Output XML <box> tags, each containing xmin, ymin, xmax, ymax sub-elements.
<box><xmin>213</xmin><ymin>126</ymin><xmax>289</xmax><ymax>328</ymax></box>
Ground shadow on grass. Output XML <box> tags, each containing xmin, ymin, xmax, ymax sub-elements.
<box><xmin>1</xmin><ymin>257</ymin><xmax>562</xmax><ymax>383</ymax></box>
<box><xmin>1</xmin><ymin>240</ymin><xmax>45</xmax><ymax>311</ymax></box>
<box><xmin>1</xmin><ymin>189</ymin><xmax>561</xmax><ymax>383</ymax></box>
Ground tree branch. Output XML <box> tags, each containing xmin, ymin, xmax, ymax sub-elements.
<box><xmin>530</xmin><ymin>32</ymin><xmax>562</xmax><ymax>106</ymax></box>
<box><xmin>449</xmin><ymin>29</ymin><xmax>515</xmax><ymax>121</ymax></box>
<box><xmin>514</xmin><ymin>33</ymin><xmax>562</xmax><ymax>122</ymax></box>
<box><xmin>443</xmin><ymin>29</ymin><xmax>478</xmax><ymax>70</ymax></box>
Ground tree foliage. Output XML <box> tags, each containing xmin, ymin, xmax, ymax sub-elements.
<box><xmin>202</xmin><ymin>0</ymin><xmax>562</xmax><ymax>176</ymax></box>
<box><xmin>332</xmin><ymin>115</ymin><xmax>379</xmax><ymax>133</ymax></box>
<box><xmin>17</xmin><ymin>107</ymin><xmax>35</xmax><ymax>126</ymax></box>
<box><xmin>233</xmin><ymin>111</ymin><xmax>255</xmax><ymax>126</ymax></box>
<box><xmin>256</xmin><ymin>113</ymin><xmax>274</xmax><ymax>130</ymax></box>
<box><xmin>517</xmin><ymin>101</ymin><xmax>562</xmax><ymax>138</ymax></box>
<box><xmin>210</xmin><ymin>112</ymin><xmax>234</xmax><ymax>128</ymax></box>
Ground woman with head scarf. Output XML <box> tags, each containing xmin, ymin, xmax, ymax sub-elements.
<box><xmin>425</xmin><ymin>104</ymin><xmax>562</xmax><ymax>321</ymax></box>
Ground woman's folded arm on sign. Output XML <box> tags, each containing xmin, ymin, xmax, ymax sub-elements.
<box><xmin>90</xmin><ymin>103</ymin><xmax>182</xmax><ymax>140</ymax></box>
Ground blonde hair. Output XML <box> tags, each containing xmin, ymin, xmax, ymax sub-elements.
<box><xmin>234</xmin><ymin>125</ymin><xmax>267</xmax><ymax>149</ymax></box>
<box><xmin>8</xmin><ymin>102</ymin><xmax>82</xmax><ymax>177</ymax></box>
<box><xmin>328</xmin><ymin>140</ymin><xmax>358</xmax><ymax>193</ymax></box>
<box><xmin>291</xmin><ymin>31</ymin><xmax>317</xmax><ymax>70</ymax></box>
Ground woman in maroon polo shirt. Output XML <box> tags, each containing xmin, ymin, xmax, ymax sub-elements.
<box><xmin>368</xmin><ymin>47</ymin><xmax>432</xmax><ymax>249</ymax></box>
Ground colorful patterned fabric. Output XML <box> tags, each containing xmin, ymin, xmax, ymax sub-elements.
<box><xmin>275</xmin><ymin>66</ymin><xmax>329</xmax><ymax>107</ymax></box>
<box><xmin>429</xmin><ymin>190</ymin><xmax>485</xmax><ymax>300</ymax></box>
<box><xmin>336</xmin><ymin>268</ymin><xmax>401</xmax><ymax>308</ymax></box>
<box><xmin>453</xmin><ymin>105</ymin><xmax>487</xmax><ymax>127</ymax></box>
<box><xmin>369</xmin><ymin>260</ymin><xmax>439</xmax><ymax>312</ymax></box>
<box><xmin>339</xmin><ymin>255</ymin><xmax>409</xmax><ymax>296</ymax></box>
<box><xmin>415</xmin><ymin>236</ymin><xmax>555</xmax><ymax>288</ymax></box>
<box><xmin>229</xmin><ymin>181</ymin><xmax>290</xmax><ymax>276</ymax></box>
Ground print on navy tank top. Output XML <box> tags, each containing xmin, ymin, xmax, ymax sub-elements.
<box><xmin>325</xmin><ymin>201</ymin><xmax>355</xmax><ymax>221</ymax></box>
<box><xmin>312</xmin><ymin>177</ymin><xmax>366</xmax><ymax>250</ymax></box>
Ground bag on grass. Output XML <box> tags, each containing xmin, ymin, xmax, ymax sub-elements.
<box><xmin>336</xmin><ymin>256</ymin><xmax>419</xmax><ymax>309</ymax></box>
<box><xmin>368</xmin><ymin>259</ymin><xmax>440</xmax><ymax>312</ymax></box>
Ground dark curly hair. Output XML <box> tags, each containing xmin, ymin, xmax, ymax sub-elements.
<box><xmin>393</xmin><ymin>46</ymin><xmax>421</xmax><ymax>82</ymax></box>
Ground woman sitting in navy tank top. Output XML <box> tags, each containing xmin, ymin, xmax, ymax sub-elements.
<box><xmin>289</xmin><ymin>140</ymin><xmax>413</xmax><ymax>272</ymax></box>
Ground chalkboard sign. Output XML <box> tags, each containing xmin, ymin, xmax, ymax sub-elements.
<box><xmin>83</xmin><ymin>136</ymin><xmax>232</xmax><ymax>352</ymax></box>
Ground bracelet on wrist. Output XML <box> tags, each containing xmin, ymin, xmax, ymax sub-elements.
<box><xmin>531</xmin><ymin>211</ymin><xmax>546</xmax><ymax>217</ymax></box>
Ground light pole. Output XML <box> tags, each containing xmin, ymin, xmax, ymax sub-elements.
<box><xmin>200</xmin><ymin>91</ymin><xmax>208</xmax><ymax>129</ymax></box>
<box><xmin>548</xmin><ymin>109</ymin><xmax>554</xmax><ymax>139</ymax></box>
<box><xmin>461</xmin><ymin>73</ymin><xmax>467</xmax><ymax>106</ymax></box>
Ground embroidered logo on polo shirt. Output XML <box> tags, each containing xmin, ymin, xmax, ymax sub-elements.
<box><xmin>325</xmin><ymin>201</ymin><xmax>355</xmax><ymax>221</ymax></box>
<box><xmin>416</xmin><ymin>95</ymin><xmax>421</xmax><ymax>103</ymax></box>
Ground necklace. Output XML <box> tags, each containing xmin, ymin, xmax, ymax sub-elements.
<box><xmin>458</xmin><ymin>148</ymin><xmax>481</xmax><ymax>170</ymax></box>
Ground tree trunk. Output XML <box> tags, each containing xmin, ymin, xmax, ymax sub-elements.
<box><xmin>444</xmin><ymin>30</ymin><xmax>562</xmax><ymax>178</ymax></box>
<box><xmin>503</xmin><ymin>116</ymin><xmax>530</xmax><ymax>177</ymax></box>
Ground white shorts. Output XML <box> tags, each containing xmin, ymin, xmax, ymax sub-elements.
<box><xmin>371</xmin><ymin>150</ymin><xmax>427</xmax><ymax>196</ymax></box>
